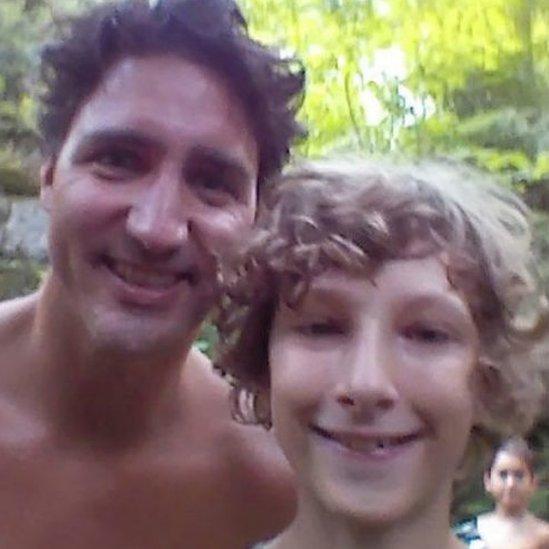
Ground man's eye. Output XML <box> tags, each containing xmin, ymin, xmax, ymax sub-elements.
<box><xmin>192</xmin><ymin>172</ymin><xmax>236</xmax><ymax>199</ymax></box>
<box><xmin>402</xmin><ymin>325</ymin><xmax>450</xmax><ymax>344</ymax></box>
<box><xmin>499</xmin><ymin>471</ymin><xmax>508</xmax><ymax>480</ymax></box>
<box><xmin>92</xmin><ymin>149</ymin><xmax>143</xmax><ymax>176</ymax></box>
<box><xmin>201</xmin><ymin>176</ymin><xmax>231</xmax><ymax>192</ymax></box>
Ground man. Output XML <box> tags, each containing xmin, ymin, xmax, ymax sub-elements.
<box><xmin>0</xmin><ymin>1</ymin><xmax>304</xmax><ymax>547</ymax></box>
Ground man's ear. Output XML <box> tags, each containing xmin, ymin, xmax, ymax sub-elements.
<box><xmin>40</xmin><ymin>156</ymin><xmax>56</xmax><ymax>212</ymax></box>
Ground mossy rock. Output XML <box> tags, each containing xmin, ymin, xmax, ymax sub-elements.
<box><xmin>0</xmin><ymin>165</ymin><xmax>38</xmax><ymax>197</ymax></box>
<box><xmin>533</xmin><ymin>212</ymin><xmax>549</xmax><ymax>292</ymax></box>
<box><xmin>0</xmin><ymin>258</ymin><xmax>43</xmax><ymax>300</ymax></box>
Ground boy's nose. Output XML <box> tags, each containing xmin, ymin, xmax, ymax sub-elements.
<box><xmin>335</xmin><ymin>330</ymin><xmax>398</xmax><ymax>415</ymax></box>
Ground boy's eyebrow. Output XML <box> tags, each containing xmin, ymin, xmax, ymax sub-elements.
<box><xmin>298</xmin><ymin>285</ymin><xmax>365</xmax><ymax>309</ymax></box>
<box><xmin>303</xmin><ymin>284</ymin><xmax>472</xmax><ymax>317</ymax></box>
<box><xmin>400</xmin><ymin>293</ymin><xmax>471</xmax><ymax>314</ymax></box>
<box><xmin>71</xmin><ymin>128</ymin><xmax>163</xmax><ymax>160</ymax></box>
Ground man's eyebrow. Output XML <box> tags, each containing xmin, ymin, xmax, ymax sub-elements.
<box><xmin>188</xmin><ymin>145</ymin><xmax>254</xmax><ymax>180</ymax></box>
<box><xmin>71</xmin><ymin>129</ymin><xmax>161</xmax><ymax>160</ymax></box>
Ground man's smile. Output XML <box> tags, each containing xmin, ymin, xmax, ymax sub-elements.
<box><xmin>100</xmin><ymin>255</ymin><xmax>200</xmax><ymax>308</ymax></box>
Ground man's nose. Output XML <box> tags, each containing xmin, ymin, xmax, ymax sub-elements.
<box><xmin>335</xmin><ymin>328</ymin><xmax>398</xmax><ymax>415</ymax></box>
<box><xmin>126</xmin><ymin>170</ymin><xmax>189</xmax><ymax>256</ymax></box>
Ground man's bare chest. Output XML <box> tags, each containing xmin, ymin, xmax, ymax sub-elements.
<box><xmin>0</xmin><ymin>443</ymin><xmax>248</xmax><ymax>549</ymax></box>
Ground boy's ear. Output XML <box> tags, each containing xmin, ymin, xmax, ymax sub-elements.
<box><xmin>40</xmin><ymin>156</ymin><xmax>56</xmax><ymax>212</ymax></box>
<box><xmin>471</xmin><ymin>362</ymin><xmax>502</xmax><ymax>425</ymax></box>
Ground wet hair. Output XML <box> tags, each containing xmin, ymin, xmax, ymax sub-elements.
<box><xmin>38</xmin><ymin>0</ymin><xmax>305</xmax><ymax>185</ymax></box>
<box><xmin>214</xmin><ymin>158</ymin><xmax>548</xmax><ymax>436</ymax></box>
<box><xmin>486</xmin><ymin>437</ymin><xmax>536</xmax><ymax>477</ymax></box>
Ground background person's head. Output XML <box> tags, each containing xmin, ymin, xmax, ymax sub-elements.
<box><xmin>37</xmin><ymin>0</ymin><xmax>305</xmax><ymax>356</ymax></box>
<box><xmin>215</xmin><ymin>159</ymin><xmax>547</xmax><ymax>525</ymax></box>
<box><xmin>484</xmin><ymin>437</ymin><xmax>538</xmax><ymax>516</ymax></box>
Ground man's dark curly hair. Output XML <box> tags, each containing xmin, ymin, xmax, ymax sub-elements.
<box><xmin>39</xmin><ymin>0</ymin><xmax>305</xmax><ymax>185</ymax></box>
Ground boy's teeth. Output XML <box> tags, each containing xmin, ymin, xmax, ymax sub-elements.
<box><xmin>345</xmin><ymin>438</ymin><xmax>392</xmax><ymax>452</ymax></box>
<box><xmin>113</xmin><ymin>262</ymin><xmax>178</xmax><ymax>288</ymax></box>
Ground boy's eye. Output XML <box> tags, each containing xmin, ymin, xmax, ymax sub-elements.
<box><xmin>296</xmin><ymin>321</ymin><xmax>345</xmax><ymax>337</ymax></box>
<box><xmin>402</xmin><ymin>324</ymin><xmax>450</xmax><ymax>344</ymax></box>
<box><xmin>499</xmin><ymin>471</ymin><xmax>508</xmax><ymax>480</ymax></box>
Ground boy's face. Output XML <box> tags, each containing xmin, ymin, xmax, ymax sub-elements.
<box><xmin>269</xmin><ymin>256</ymin><xmax>479</xmax><ymax>525</ymax></box>
<box><xmin>485</xmin><ymin>452</ymin><xmax>537</xmax><ymax>514</ymax></box>
<box><xmin>41</xmin><ymin>55</ymin><xmax>258</xmax><ymax>355</ymax></box>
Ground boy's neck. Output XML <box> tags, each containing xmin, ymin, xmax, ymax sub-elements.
<box><xmin>272</xmin><ymin>489</ymin><xmax>462</xmax><ymax>549</ymax></box>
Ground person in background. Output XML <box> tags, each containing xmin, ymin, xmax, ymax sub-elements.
<box><xmin>457</xmin><ymin>437</ymin><xmax>549</xmax><ymax>548</ymax></box>
<box><xmin>0</xmin><ymin>0</ymin><xmax>304</xmax><ymax>547</ymax></box>
<box><xmin>214</xmin><ymin>159</ymin><xmax>548</xmax><ymax>549</ymax></box>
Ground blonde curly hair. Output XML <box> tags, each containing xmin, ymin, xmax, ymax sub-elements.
<box><xmin>214</xmin><ymin>158</ymin><xmax>547</xmax><ymax>439</ymax></box>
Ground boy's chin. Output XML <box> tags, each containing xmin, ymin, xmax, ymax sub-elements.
<box><xmin>318</xmin><ymin>483</ymin><xmax>429</xmax><ymax>527</ymax></box>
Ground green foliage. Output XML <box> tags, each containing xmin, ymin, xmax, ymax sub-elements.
<box><xmin>194</xmin><ymin>322</ymin><xmax>219</xmax><ymax>358</ymax></box>
<box><xmin>0</xmin><ymin>0</ymin><xmax>48</xmax><ymax>152</ymax></box>
<box><xmin>240</xmin><ymin>0</ymin><xmax>549</xmax><ymax>188</ymax></box>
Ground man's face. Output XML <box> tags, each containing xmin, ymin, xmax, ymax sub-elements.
<box><xmin>269</xmin><ymin>257</ymin><xmax>479</xmax><ymax>525</ymax></box>
<box><xmin>41</xmin><ymin>55</ymin><xmax>258</xmax><ymax>355</ymax></box>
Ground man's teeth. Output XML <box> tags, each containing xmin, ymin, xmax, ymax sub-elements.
<box><xmin>112</xmin><ymin>261</ymin><xmax>180</xmax><ymax>288</ymax></box>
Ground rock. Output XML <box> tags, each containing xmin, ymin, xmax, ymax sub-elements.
<box><xmin>1</xmin><ymin>198</ymin><xmax>48</xmax><ymax>262</ymax></box>
<box><xmin>533</xmin><ymin>213</ymin><xmax>549</xmax><ymax>294</ymax></box>
<box><xmin>0</xmin><ymin>164</ymin><xmax>39</xmax><ymax>197</ymax></box>
<box><xmin>0</xmin><ymin>258</ymin><xmax>43</xmax><ymax>300</ymax></box>
<box><xmin>0</xmin><ymin>193</ymin><xmax>11</xmax><ymax>225</ymax></box>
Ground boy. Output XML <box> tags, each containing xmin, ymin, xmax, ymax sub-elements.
<box><xmin>215</xmin><ymin>159</ymin><xmax>547</xmax><ymax>549</ymax></box>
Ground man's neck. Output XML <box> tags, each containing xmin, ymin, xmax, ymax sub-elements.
<box><xmin>26</xmin><ymin>277</ymin><xmax>195</xmax><ymax>452</ymax></box>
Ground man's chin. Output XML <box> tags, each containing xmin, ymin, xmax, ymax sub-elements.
<box><xmin>84</xmin><ymin>306</ymin><xmax>200</xmax><ymax>358</ymax></box>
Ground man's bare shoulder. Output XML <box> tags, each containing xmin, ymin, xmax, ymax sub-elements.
<box><xmin>0</xmin><ymin>293</ymin><xmax>38</xmax><ymax>342</ymax></box>
<box><xmin>182</xmin><ymin>347</ymin><xmax>290</xmax><ymax>474</ymax></box>
<box><xmin>0</xmin><ymin>294</ymin><xmax>45</xmax><ymax>450</ymax></box>
<box><xmin>181</xmin><ymin>347</ymin><xmax>296</xmax><ymax>531</ymax></box>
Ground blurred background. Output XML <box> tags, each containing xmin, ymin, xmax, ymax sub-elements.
<box><xmin>0</xmin><ymin>0</ymin><xmax>547</xmax><ymax>522</ymax></box>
